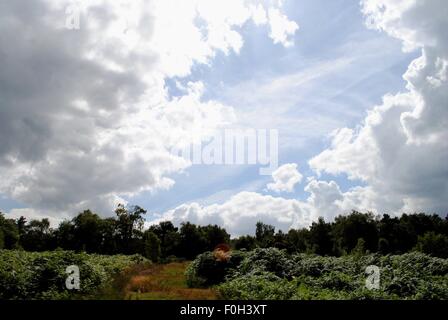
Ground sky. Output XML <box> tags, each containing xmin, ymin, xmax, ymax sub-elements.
<box><xmin>0</xmin><ymin>0</ymin><xmax>447</xmax><ymax>236</ymax></box>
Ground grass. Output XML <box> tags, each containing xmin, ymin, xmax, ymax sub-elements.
<box><xmin>124</xmin><ymin>262</ymin><xmax>218</xmax><ymax>300</ymax></box>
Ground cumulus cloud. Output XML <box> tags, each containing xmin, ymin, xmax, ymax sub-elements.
<box><xmin>152</xmin><ymin>191</ymin><xmax>311</xmax><ymax>237</ymax></box>
<box><xmin>0</xmin><ymin>0</ymin><xmax>299</xmax><ymax>218</ymax></box>
<box><xmin>152</xmin><ymin>177</ymin><xmax>382</xmax><ymax>236</ymax></box>
<box><xmin>267</xmin><ymin>163</ymin><xmax>303</xmax><ymax>193</ymax></box>
<box><xmin>154</xmin><ymin>0</ymin><xmax>448</xmax><ymax>235</ymax></box>
<box><xmin>310</xmin><ymin>0</ymin><xmax>448</xmax><ymax>215</ymax></box>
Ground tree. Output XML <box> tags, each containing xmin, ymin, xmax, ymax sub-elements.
<box><xmin>415</xmin><ymin>232</ymin><xmax>448</xmax><ymax>258</ymax></box>
<box><xmin>72</xmin><ymin>210</ymin><xmax>104</xmax><ymax>252</ymax></box>
<box><xmin>143</xmin><ymin>231</ymin><xmax>161</xmax><ymax>262</ymax></box>
<box><xmin>332</xmin><ymin>211</ymin><xmax>378</xmax><ymax>254</ymax></box>
<box><xmin>273</xmin><ymin>230</ymin><xmax>288</xmax><ymax>249</ymax></box>
<box><xmin>179</xmin><ymin>222</ymin><xmax>207</xmax><ymax>259</ymax></box>
<box><xmin>351</xmin><ymin>238</ymin><xmax>366</xmax><ymax>256</ymax></box>
<box><xmin>286</xmin><ymin>228</ymin><xmax>310</xmax><ymax>253</ymax></box>
<box><xmin>0</xmin><ymin>213</ymin><xmax>19</xmax><ymax>249</ymax></box>
<box><xmin>255</xmin><ymin>222</ymin><xmax>275</xmax><ymax>248</ymax></box>
<box><xmin>378</xmin><ymin>237</ymin><xmax>390</xmax><ymax>254</ymax></box>
<box><xmin>309</xmin><ymin>217</ymin><xmax>333</xmax><ymax>255</ymax></box>
<box><xmin>101</xmin><ymin>217</ymin><xmax>118</xmax><ymax>254</ymax></box>
<box><xmin>202</xmin><ymin>224</ymin><xmax>230</xmax><ymax>250</ymax></box>
<box><xmin>115</xmin><ymin>204</ymin><xmax>147</xmax><ymax>254</ymax></box>
<box><xmin>20</xmin><ymin>218</ymin><xmax>52</xmax><ymax>251</ymax></box>
<box><xmin>54</xmin><ymin>220</ymin><xmax>75</xmax><ymax>250</ymax></box>
<box><xmin>149</xmin><ymin>221</ymin><xmax>180</xmax><ymax>258</ymax></box>
<box><xmin>233</xmin><ymin>235</ymin><xmax>257</xmax><ymax>250</ymax></box>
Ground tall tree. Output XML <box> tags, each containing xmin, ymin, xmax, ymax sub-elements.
<box><xmin>332</xmin><ymin>211</ymin><xmax>378</xmax><ymax>254</ymax></box>
<box><xmin>309</xmin><ymin>217</ymin><xmax>333</xmax><ymax>255</ymax></box>
<box><xmin>0</xmin><ymin>213</ymin><xmax>19</xmax><ymax>249</ymax></box>
<box><xmin>255</xmin><ymin>222</ymin><xmax>275</xmax><ymax>248</ymax></box>
<box><xmin>72</xmin><ymin>210</ymin><xmax>104</xmax><ymax>253</ymax></box>
<box><xmin>115</xmin><ymin>204</ymin><xmax>146</xmax><ymax>254</ymax></box>
<box><xmin>20</xmin><ymin>219</ymin><xmax>52</xmax><ymax>251</ymax></box>
<box><xmin>142</xmin><ymin>230</ymin><xmax>161</xmax><ymax>262</ymax></box>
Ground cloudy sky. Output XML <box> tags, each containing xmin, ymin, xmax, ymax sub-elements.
<box><xmin>1</xmin><ymin>0</ymin><xmax>447</xmax><ymax>236</ymax></box>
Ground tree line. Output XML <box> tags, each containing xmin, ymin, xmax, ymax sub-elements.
<box><xmin>1</xmin><ymin>206</ymin><xmax>448</xmax><ymax>260</ymax></box>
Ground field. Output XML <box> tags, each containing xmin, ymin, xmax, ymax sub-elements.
<box><xmin>0</xmin><ymin>250</ymin><xmax>217</xmax><ymax>300</ymax></box>
<box><xmin>1</xmin><ymin>248</ymin><xmax>447</xmax><ymax>300</ymax></box>
<box><xmin>0</xmin><ymin>249</ymin><xmax>149</xmax><ymax>300</ymax></box>
<box><xmin>187</xmin><ymin>248</ymin><xmax>448</xmax><ymax>300</ymax></box>
<box><xmin>124</xmin><ymin>262</ymin><xmax>217</xmax><ymax>300</ymax></box>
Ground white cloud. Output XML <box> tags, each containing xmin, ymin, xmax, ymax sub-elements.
<box><xmin>152</xmin><ymin>177</ymin><xmax>383</xmax><ymax>236</ymax></box>
<box><xmin>0</xmin><ymin>0</ymin><xmax>299</xmax><ymax>219</ymax></box>
<box><xmin>267</xmin><ymin>8</ymin><xmax>299</xmax><ymax>47</ymax></box>
<box><xmin>267</xmin><ymin>163</ymin><xmax>303</xmax><ymax>193</ymax></box>
<box><xmin>310</xmin><ymin>0</ymin><xmax>448</xmax><ymax>215</ymax></box>
<box><xmin>152</xmin><ymin>191</ymin><xmax>312</xmax><ymax>237</ymax></box>
<box><xmin>141</xmin><ymin>0</ymin><xmax>448</xmax><ymax>235</ymax></box>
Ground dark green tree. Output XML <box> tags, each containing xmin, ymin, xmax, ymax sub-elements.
<box><xmin>255</xmin><ymin>222</ymin><xmax>275</xmax><ymax>248</ymax></box>
<box><xmin>332</xmin><ymin>211</ymin><xmax>378</xmax><ymax>254</ymax></box>
<box><xmin>143</xmin><ymin>230</ymin><xmax>161</xmax><ymax>262</ymax></box>
<box><xmin>179</xmin><ymin>222</ymin><xmax>207</xmax><ymax>259</ymax></box>
<box><xmin>286</xmin><ymin>228</ymin><xmax>310</xmax><ymax>253</ymax></box>
<box><xmin>309</xmin><ymin>217</ymin><xmax>333</xmax><ymax>255</ymax></box>
<box><xmin>72</xmin><ymin>210</ymin><xmax>104</xmax><ymax>253</ymax></box>
<box><xmin>0</xmin><ymin>213</ymin><xmax>19</xmax><ymax>249</ymax></box>
<box><xmin>20</xmin><ymin>219</ymin><xmax>52</xmax><ymax>251</ymax></box>
<box><xmin>233</xmin><ymin>235</ymin><xmax>257</xmax><ymax>250</ymax></box>
<box><xmin>149</xmin><ymin>221</ymin><xmax>180</xmax><ymax>258</ymax></box>
<box><xmin>201</xmin><ymin>224</ymin><xmax>230</xmax><ymax>249</ymax></box>
<box><xmin>415</xmin><ymin>232</ymin><xmax>448</xmax><ymax>258</ymax></box>
<box><xmin>115</xmin><ymin>204</ymin><xmax>146</xmax><ymax>254</ymax></box>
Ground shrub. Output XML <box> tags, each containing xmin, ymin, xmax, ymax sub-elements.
<box><xmin>211</xmin><ymin>249</ymin><xmax>448</xmax><ymax>300</ymax></box>
<box><xmin>185</xmin><ymin>250</ymin><xmax>246</xmax><ymax>288</ymax></box>
<box><xmin>0</xmin><ymin>250</ymin><xmax>147</xmax><ymax>300</ymax></box>
<box><xmin>414</xmin><ymin>232</ymin><xmax>448</xmax><ymax>258</ymax></box>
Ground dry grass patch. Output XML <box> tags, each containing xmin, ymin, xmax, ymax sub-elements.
<box><xmin>125</xmin><ymin>262</ymin><xmax>218</xmax><ymax>300</ymax></box>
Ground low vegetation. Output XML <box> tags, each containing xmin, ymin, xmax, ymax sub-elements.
<box><xmin>0</xmin><ymin>250</ymin><xmax>148</xmax><ymax>300</ymax></box>
<box><xmin>1</xmin><ymin>206</ymin><xmax>447</xmax><ymax>300</ymax></box>
<box><xmin>125</xmin><ymin>262</ymin><xmax>217</xmax><ymax>300</ymax></box>
<box><xmin>187</xmin><ymin>248</ymin><xmax>448</xmax><ymax>300</ymax></box>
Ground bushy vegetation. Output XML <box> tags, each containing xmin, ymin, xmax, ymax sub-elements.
<box><xmin>2</xmin><ymin>209</ymin><xmax>447</xmax><ymax>260</ymax></box>
<box><xmin>187</xmin><ymin>248</ymin><xmax>448</xmax><ymax>300</ymax></box>
<box><xmin>238</xmin><ymin>213</ymin><xmax>448</xmax><ymax>258</ymax></box>
<box><xmin>185</xmin><ymin>250</ymin><xmax>245</xmax><ymax>287</ymax></box>
<box><xmin>0</xmin><ymin>207</ymin><xmax>230</xmax><ymax>262</ymax></box>
<box><xmin>2</xmin><ymin>207</ymin><xmax>448</xmax><ymax>300</ymax></box>
<box><xmin>0</xmin><ymin>249</ymin><xmax>147</xmax><ymax>300</ymax></box>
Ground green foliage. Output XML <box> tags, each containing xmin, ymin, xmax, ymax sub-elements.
<box><xmin>143</xmin><ymin>231</ymin><xmax>161</xmax><ymax>262</ymax></box>
<box><xmin>219</xmin><ymin>273</ymin><xmax>296</xmax><ymax>300</ymax></box>
<box><xmin>0</xmin><ymin>213</ymin><xmax>20</xmax><ymax>249</ymax></box>
<box><xmin>255</xmin><ymin>222</ymin><xmax>275</xmax><ymax>248</ymax></box>
<box><xmin>309</xmin><ymin>217</ymin><xmax>333</xmax><ymax>255</ymax></box>
<box><xmin>184</xmin><ymin>248</ymin><xmax>448</xmax><ymax>300</ymax></box>
<box><xmin>0</xmin><ymin>249</ymin><xmax>147</xmax><ymax>300</ymax></box>
<box><xmin>233</xmin><ymin>235</ymin><xmax>257</xmax><ymax>250</ymax></box>
<box><xmin>414</xmin><ymin>232</ymin><xmax>448</xmax><ymax>258</ymax></box>
<box><xmin>185</xmin><ymin>251</ymin><xmax>246</xmax><ymax>288</ymax></box>
<box><xmin>235</xmin><ymin>248</ymin><xmax>294</xmax><ymax>278</ymax></box>
<box><xmin>332</xmin><ymin>212</ymin><xmax>378</xmax><ymax>254</ymax></box>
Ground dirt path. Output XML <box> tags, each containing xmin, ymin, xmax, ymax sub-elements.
<box><xmin>124</xmin><ymin>262</ymin><xmax>218</xmax><ymax>300</ymax></box>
